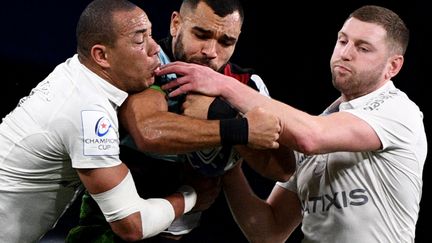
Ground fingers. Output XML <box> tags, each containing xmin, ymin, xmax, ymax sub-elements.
<box><xmin>160</xmin><ymin>74</ymin><xmax>194</xmax><ymax>97</ymax></box>
<box><xmin>155</xmin><ymin>61</ymin><xmax>188</xmax><ymax>76</ymax></box>
<box><xmin>161</xmin><ymin>79</ymin><xmax>179</xmax><ymax>90</ymax></box>
<box><xmin>168</xmin><ymin>83</ymin><xmax>191</xmax><ymax>97</ymax></box>
<box><xmin>156</xmin><ymin>62</ymin><xmax>189</xmax><ymax>92</ymax></box>
<box><xmin>161</xmin><ymin>76</ymin><xmax>185</xmax><ymax>92</ymax></box>
<box><xmin>250</xmin><ymin>136</ymin><xmax>279</xmax><ymax>150</ymax></box>
<box><xmin>244</xmin><ymin>107</ymin><xmax>281</xmax><ymax>150</ymax></box>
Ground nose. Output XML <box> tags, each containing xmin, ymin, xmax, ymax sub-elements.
<box><xmin>149</xmin><ymin>37</ymin><xmax>160</xmax><ymax>56</ymax></box>
<box><xmin>340</xmin><ymin>42</ymin><xmax>354</xmax><ymax>61</ymax></box>
<box><xmin>201</xmin><ymin>40</ymin><xmax>217</xmax><ymax>59</ymax></box>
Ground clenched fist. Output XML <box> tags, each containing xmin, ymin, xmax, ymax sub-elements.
<box><xmin>244</xmin><ymin>107</ymin><xmax>280</xmax><ymax>149</ymax></box>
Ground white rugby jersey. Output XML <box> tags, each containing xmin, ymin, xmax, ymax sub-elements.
<box><xmin>278</xmin><ymin>81</ymin><xmax>427</xmax><ymax>243</ymax></box>
<box><xmin>0</xmin><ymin>54</ymin><xmax>126</xmax><ymax>242</ymax></box>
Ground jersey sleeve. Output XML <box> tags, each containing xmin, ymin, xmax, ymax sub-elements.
<box><xmin>54</xmin><ymin>106</ymin><xmax>122</xmax><ymax>169</ymax></box>
<box><xmin>343</xmin><ymin>92</ymin><xmax>423</xmax><ymax>152</ymax></box>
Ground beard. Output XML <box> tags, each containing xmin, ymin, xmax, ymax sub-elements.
<box><xmin>331</xmin><ymin>60</ymin><xmax>385</xmax><ymax>98</ymax></box>
<box><xmin>173</xmin><ymin>32</ymin><xmax>219</xmax><ymax>71</ymax></box>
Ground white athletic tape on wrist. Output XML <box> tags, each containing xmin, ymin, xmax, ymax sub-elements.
<box><xmin>90</xmin><ymin>171</ymin><xmax>175</xmax><ymax>239</ymax></box>
<box><xmin>138</xmin><ymin>198</ymin><xmax>175</xmax><ymax>238</ymax></box>
<box><xmin>177</xmin><ymin>185</ymin><xmax>197</xmax><ymax>214</ymax></box>
<box><xmin>162</xmin><ymin>211</ymin><xmax>202</xmax><ymax>235</ymax></box>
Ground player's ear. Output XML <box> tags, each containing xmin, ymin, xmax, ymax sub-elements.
<box><xmin>91</xmin><ymin>44</ymin><xmax>110</xmax><ymax>68</ymax></box>
<box><xmin>170</xmin><ymin>11</ymin><xmax>181</xmax><ymax>37</ymax></box>
<box><xmin>384</xmin><ymin>54</ymin><xmax>404</xmax><ymax>80</ymax></box>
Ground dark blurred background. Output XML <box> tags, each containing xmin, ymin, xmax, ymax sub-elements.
<box><xmin>0</xmin><ymin>0</ymin><xmax>429</xmax><ymax>242</ymax></box>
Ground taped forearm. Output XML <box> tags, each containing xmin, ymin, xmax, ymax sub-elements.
<box><xmin>137</xmin><ymin>198</ymin><xmax>176</xmax><ymax>238</ymax></box>
<box><xmin>90</xmin><ymin>171</ymin><xmax>176</xmax><ymax>239</ymax></box>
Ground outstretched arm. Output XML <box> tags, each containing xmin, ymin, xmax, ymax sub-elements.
<box><xmin>119</xmin><ymin>88</ymin><xmax>280</xmax><ymax>152</ymax></box>
<box><xmin>158</xmin><ymin>62</ymin><xmax>381</xmax><ymax>155</ymax></box>
<box><xmin>119</xmin><ymin>88</ymin><xmax>220</xmax><ymax>153</ymax></box>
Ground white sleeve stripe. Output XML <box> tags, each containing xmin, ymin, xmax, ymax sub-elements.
<box><xmin>251</xmin><ymin>74</ymin><xmax>270</xmax><ymax>97</ymax></box>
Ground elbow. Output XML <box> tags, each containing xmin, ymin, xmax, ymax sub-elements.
<box><xmin>294</xmin><ymin>132</ymin><xmax>321</xmax><ymax>155</ymax></box>
<box><xmin>111</xmin><ymin>224</ymin><xmax>143</xmax><ymax>242</ymax></box>
<box><xmin>132</xmin><ymin>132</ymin><xmax>162</xmax><ymax>153</ymax></box>
<box><xmin>128</xmin><ymin>120</ymin><xmax>166</xmax><ymax>153</ymax></box>
<box><xmin>109</xmin><ymin>212</ymin><xmax>144</xmax><ymax>242</ymax></box>
<box><xmin>115</xmin><ymin>231</ymin><xmax>143</xmax><ymax>242</ymax></box>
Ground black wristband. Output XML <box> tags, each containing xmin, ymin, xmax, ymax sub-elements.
<box><xmin>220</xmin><ymin>118</ymin><xmax>248</xmax><ymax>145</ymax></box>
<box><xmin>208</xmin><ymin>97</ymin><xmax>239</xmax><ymax>120</ymax></box>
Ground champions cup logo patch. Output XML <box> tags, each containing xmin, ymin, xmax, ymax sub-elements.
<box><xmin>95</xmin><ymin>117</ymin><xmax>112</xmax><ymax>137</ymax></box>
<box><xmin>82</xmin><ymin>110</ymin><xmax>119</xmax><ymax>156</ymax></box>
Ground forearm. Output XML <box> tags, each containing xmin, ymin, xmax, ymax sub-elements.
<box><xmin>219</xmin><ymin>78</ymin><xmax>272</xmax><ymax>114</ymax></box>
<box><xmin>159</xmin><ymin>62</ymin><xmax>314</xmax><ymax>150</ymax></box>
<box><xmin>119</xmin><ymin>89</ymin><xmax>223</xmax><ymax>154</ymax></box>
<box><xmin>79</xmin><ymin>166</ymin><xmax>196</xmax><ymax>241</ymax></box>
<box><xmin>221</xmin><ymin>79</ymin><xmax>324</xmax><ymax>152</ymax></box>
<box><xmin>235</xmin><ymin>144</ymin><xmax>295</xmax><ymax>182</ymax></box>
<box><xmin>108</xmin><ymin>188</ymin><xmax>194</xmax><ymax>240</ymax></box>
<box><xmin>126</xmin><ymin>111</ymin><xmax>221</xmax><ymax>154</ymax></box>
<box><xmin>222</xmin><ymin>165</ymin><xmax>282</xmax><ymax>242</ymax></box>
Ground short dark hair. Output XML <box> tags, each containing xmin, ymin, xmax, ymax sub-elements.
<box><xmin>76</xmin><ymin>0</ymin><xmax>137</xmax><ymax>58</ymax></box>
<box><xmin>181</xmin><ymin>0</ymin><xmax>244</xmax><ymax>23</ymax></box>
<box><xmin>349</xmin><ymin>5</ymin><xmax>409</xmax><ymax>55</ymax></box>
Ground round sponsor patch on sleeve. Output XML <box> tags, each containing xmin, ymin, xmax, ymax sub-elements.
<box><xmin>81</xmin><ymin>110</ymin><xmax>120</xmax><ymax>156</ymax></box>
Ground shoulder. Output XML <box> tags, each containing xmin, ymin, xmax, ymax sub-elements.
<box><xmin>362</xmin><ymin>85</ymin><xmax>421</xmax><ymax>120</ymax></box>
<box><xmin>345</xmin><ymin>85</ymin><xmax>425</xmax><ymax>150</ymax></box>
